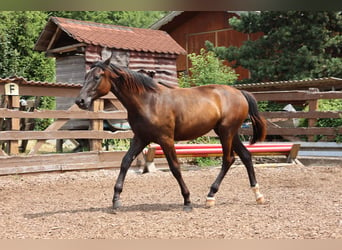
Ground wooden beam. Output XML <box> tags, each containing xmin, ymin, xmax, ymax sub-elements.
<box><xmin>240</xmin><ymin>127</ymin><xmax>342</xmax><ymax>136</ymax></box>
<box><xmin>308</xmin><ymin>98</ymin><xmax>319</xmax><ymax>141</ymax></box>
<box><xmin>47</xmin><ymin>27</ymin><xmax>62</xmax><ymax>51</ymax></box>
<box><xmin>28</xmin><ymin>104</ymin><xmax>80</xmax><ymax>154</ymax></box>
<box><xmin>0</xmin><ymin>108</ymin><xmax>127</xmax><ymax>120</ymax></box>
<box><xmin>0</xmin><ymin>148</ymin><xmax>8</xmax><ymax>156</ymax></box>
<box><xmin>90</xmin><ymin>99</ymin><xmax>104</xmax><ymax>151</ymax></box>
<box><xmin>0</xmin><ymin>130</ymin><xmax>134</xmax><ymax>141</ymax></box>
<box><xmin>253</xmin><ymin>91</ymin><xmax>342</xmax><ymax>101</ymax></box>
<box><xmin>0</xmin><ymin>84</ymin><xmax>81</xmax><ymax>97</ymax></box>
<box><xmin>9</xmin><ymin>95</ymin><xmax>20</xmax><ymax>155</ymax></box>
<box><xmin>0</xmin><ymin>151</ymin><xmax>128</xmax><ymax>175</ymax></box>
<box><xmin>47</xmin><ymin>43</ymin><xmax>86</xmax><ymax>54</ymax></box>
<box><xmin>261</xmin><ymin>111</ymin><xmax>341</xmax><ymax>119</ymax></box>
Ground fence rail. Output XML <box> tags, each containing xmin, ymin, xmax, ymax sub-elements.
<box><xmin>0</xmin><ymin>89</ymin><xmax>341</xmax><ymax>152</ymax></box>
<box><xmin>0</xmin><ymin>79</ymin><xmax>341</xmax><ymax>175</ymax></box>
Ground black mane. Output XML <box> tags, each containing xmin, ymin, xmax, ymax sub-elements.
<box><xmin>93</xmin><ymin>61</ymin><xmax>159</xmax><ymax>94</ymax></box>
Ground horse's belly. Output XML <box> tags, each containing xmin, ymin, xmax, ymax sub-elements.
<box><xmin>174</xmin><ymin>127</ymin><xmax>213</xmax><ymax>141</ymax></box>
<box><xmin>174</xmin><ymin>113</ymin><xmax>219</xmax><ymax>141</ymax></box>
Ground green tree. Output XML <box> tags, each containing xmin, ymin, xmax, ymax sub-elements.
<box><xmin>113</xmin><ymin>11</ymin><xmax>168</xmax><ymax>28</ymax></box>
<box><xmin>0</xmin><ymin>11</ymin><xmax>56</xmax><ymax>131</ymax></box>
<box><xmin>47</xmin><ymin>11</ymin><xmax>116</xmax><ymax>24</ymax></box>
<box><xmin>316</xmin><ymin>99</ymin><xmax>342</xmax><ymax>142</ymax></box>
<box><xmin>206</xmin><ymin>11</ymin><xmax>342</xmax><ymax>83</ymax></box>
<box><xmin>179</xmin><ymin>48</ymin><xmax>238</xmax><ymax>88</ymax></box>
<box><xmin>48</xmin><ymin>11</ymin><xmax>168</xmax><ymax>28</ymax></box>
<box><xmin>0</xmin><ymin>11</ymin><xmax>55</xmax><ymax>81</ymax></box>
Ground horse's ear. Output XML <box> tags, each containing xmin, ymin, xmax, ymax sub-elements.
<box><xmin>104</xmin><ymin>56</ymin><xmax>111</xmax><ymax>66</ymax></box>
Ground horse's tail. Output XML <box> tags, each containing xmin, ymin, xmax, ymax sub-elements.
<box><xmin>241</xmin><ymin>90</ymin><xmax>267</xmax><ymax>144</ymax></box>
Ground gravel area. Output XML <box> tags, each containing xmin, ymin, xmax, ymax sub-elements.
<box><xmin>0</xmin><ymin>163</ymin><xmax>341</xmax><ymax>239</ymax></box>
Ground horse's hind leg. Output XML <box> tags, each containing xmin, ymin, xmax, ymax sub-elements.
<box><xmin>206</xmin><ymin>129</ymin><xmax>235</xmax><ymax>207</ymax></box>
<box><xmin>232</xmin><ymin>135</ymin><xmax>265</xmax><ymax>204</ymax></box>
<box><xmin>113</xmin><ymin>136</ymin><xmax>148</xmax><ymax>209</ymax></box>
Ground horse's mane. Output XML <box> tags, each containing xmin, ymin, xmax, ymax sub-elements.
<box><xmin>92</xmin><ymin>61</ymin><xmax>159</xmax><ymax>94</ymax></box>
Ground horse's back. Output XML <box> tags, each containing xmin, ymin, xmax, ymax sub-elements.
<box><xmin>171</xmin><ymin>84</ymin><xmax>247</xmax><ymax>111</ymax></box>
<box><xmin>162</xmin><ymin>84</ymin><xmax>248</xmax><ymax>140</ymax></box>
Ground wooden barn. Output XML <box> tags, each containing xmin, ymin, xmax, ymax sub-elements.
<box><xmin>150</xmin><ymin>11</ymin><xmax>262</xmax><ymax>80</ymax></box>
<box><xmin>34</xmin><ymin>16</ymin><xmax>186</xmax><ymax>112</ymax></box>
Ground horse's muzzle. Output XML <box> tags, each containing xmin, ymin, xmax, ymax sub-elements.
<box><xmin>75</xmin><ymin>97</ymin><xmax>90</xmax><ymax>110</ymax></box>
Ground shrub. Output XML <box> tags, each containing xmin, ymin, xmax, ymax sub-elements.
<box><xmin>316</xmin><ymin>99</ymin><xmax>342</xmax><ymax>142</ymax></box>
<box><xmin>179</xmin><ymin>48</ymin><xmax>238</xmax><ymax>88</ymax></box>
<box><xmin>299</xmin><ymin>99</ymin><xmax>342</xmax><ymax>142</ymax></box>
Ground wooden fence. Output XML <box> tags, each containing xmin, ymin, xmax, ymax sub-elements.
<box><xmin>0</xmin><ymin>80</ymin><xmax>341</xmax><ymax>175</ymax></box>
<box><xmin>242</xmin><ymin>89</ymin><xmax>342</xmax><ymax>141</ymax></box>
<box><xmin>0</xmin><ymin>81</ymin><xmax>136</xmax><ymax>175</ymax></box>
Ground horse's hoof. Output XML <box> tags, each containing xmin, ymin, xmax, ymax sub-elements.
<box><xmin>205</xmin><ymin>197</ymin><xmax>215</xmax><ymax>208</ymax></box>
<box><xmin>113</xmin><ymin>200</ymin><xmax>122</xmax><ymax>209</ymax></box>
<box><xmin>183</xmin><ymin>205</ymin><xmax>193</xmax><ymax>212</ymax></box>
<box><xmin>256</xmin><ymin>195</ymin><xmax>265</xmax><ymax>205</ymax></box>
<box><xmin>251</xmin><ymin>184</ymin><xmax>265</xmax><ymax>205</ymax></box>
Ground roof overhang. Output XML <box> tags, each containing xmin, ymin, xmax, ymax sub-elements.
<box><xmin>234</xmin><ymin>77</ymin><xmax>342</xmax><ymax>92</ymax></box>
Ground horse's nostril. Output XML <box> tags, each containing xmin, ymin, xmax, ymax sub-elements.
<box><xmin>76</xmin><ymin>98</ymin><xmax>84</xmax><ymax>105</ymax></box>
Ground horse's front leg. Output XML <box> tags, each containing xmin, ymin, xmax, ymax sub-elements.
<box><xmin>160</xmin><ymin>142</ymin><xmax>192</xmax><ymax>212</ymax></box>
<box><xmin>113</xmin><ymin>136</ymin><xmax>147</xmax><ymax>209</ymax></box>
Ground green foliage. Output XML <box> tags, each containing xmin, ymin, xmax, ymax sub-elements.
<box><xmin>193</xmin><ymin>157</ymin><xmax>222</xmax><ymax>168</ymax></box>
<box><xmin>179</xmin><ymin>48</ymin><xmax>238</xmax><ymax>87</ymax></box>
<box><xmin>104</xmin><ymin>138</ymin><xmax>131</xmax><ymax>151</ymax></box>
<box><xmin>48</xmin><ymin>11</ymin><xmax>168</xmax><ymax>28</ymax></box>
<box><xmin>1</xmin><ymin>11</ymin><xmax>166</xmax><ymax>131</ymax></box>
<box><xmin>0</xmin><ymin>11</ymin><xmax>55</xmax><ymax>81</ymax></box>
<box><xmin>34</xmin><ymin>96</ymin><xmax>56</xmax><ymax>131</ymax></box>
<box><xmin>185</xmin><ymin>136</ymin><xmax>222</xmax><ymax>168</ymax></box>
<box><xmin>316</xmin><ymin>99</ymin><xmax>342</xmax><ymax>142</ymax></box>
<box><xmin>0</xmin><ymin>11</ymin><xmax>56</xmax><ymax>131</ymax></box>
<box><xmin>299</xmin><ymin>99</ymin><xmax>342</xmax><ymax>142</ymax></box>
<box><xmin>113</xmin><ymin>11</ymin><xmax>168</xmax><ymax>28</ymax></box>
<box><xmin>207</xmin><ymin>11</ymin><xmax>342</xmax><ymax>83</ymax></box>
<box><xmin>187</xmin><ymin>136</ymin><xmax>220</xmax><ymax>145</ymax></box>
<box><xmin>257</xmin><ymin>101</ymin><xmax>287</xmax><ymax>112</ymax></box>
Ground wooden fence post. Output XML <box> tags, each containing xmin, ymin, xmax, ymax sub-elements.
<box><xmin>9</xmin><ymin>95</ymin><xmax>20</xmax><ymax>155</ymax></box>
<box><xmin>90</xmin><ymin>99</ymin><xmax>104</xmax><ymax>151</ymax></box>
<box><xmin>308</xmin><ymin>88</ymin><xmax>319</xmax><ymax>142</ymax></box>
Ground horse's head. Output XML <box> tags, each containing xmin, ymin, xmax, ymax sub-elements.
<box><xmin>75</xmin><ymin>57</ymin><xmax>119</xmax><ymax>110</ymax></box>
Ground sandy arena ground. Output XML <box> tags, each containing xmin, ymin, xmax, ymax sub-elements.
<box><xmin>0</xmin><ymin>163</ymin><xmax>341</xmax><ymax>239</ymax></box>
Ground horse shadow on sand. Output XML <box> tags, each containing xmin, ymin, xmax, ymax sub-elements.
<box><xmin>23</xmin><ymin>203</ymin><xmax>203</xmax><ymax>219</ymax></box>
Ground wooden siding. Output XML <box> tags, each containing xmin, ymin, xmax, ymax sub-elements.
<box><xmin>85</xmin><ymin>46</ymin><xmax>179</xmax><ymax>86</ymax></box>
<box><xmin>55</xmin><ymin>45</ymin><xmax>179</xmax><ymax>130</ymax></box>
<box><xmin>129</xmin><ymin>51</ymin><xmax>178</xmax><ymax>86</ymax></box>
<box><xmin>56</xmin><ymin>55</ymin><xmax>87</xmax><ymax>129</ymax></box>
<box><xmin>56</xmin><ymin>55</ymin><xmax>86</xmax><ymax>84</ymax></box>
<box><xmin>158</xmin><ymin>11</ymin><xmax>260</xmax><ymax>80</ymax></box>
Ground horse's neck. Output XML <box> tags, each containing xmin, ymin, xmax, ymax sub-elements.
<box><xmin>111</xmin><ymin>88</ymin><xmax>150</xmax><ymax>115</ymax></box>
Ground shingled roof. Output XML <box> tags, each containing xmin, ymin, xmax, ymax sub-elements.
<box><xmin>35</xmin><ymin>17</ymin><xmax>186</xmax><ymax>55</ymax></box>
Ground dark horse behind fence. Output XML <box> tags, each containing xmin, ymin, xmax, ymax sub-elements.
<box><xmin>75</xmin><ymin>57</ymin><xmax>267</xmax><ymax>211</ymax></box>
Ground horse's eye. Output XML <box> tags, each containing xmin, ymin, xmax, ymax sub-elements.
<box><xmin>94</xmin><ymin>75</ymin><xmax>101</xmax><ymax>81</ymax></box>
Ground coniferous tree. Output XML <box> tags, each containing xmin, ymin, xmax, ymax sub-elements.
<box><xmin>206</xmin><ymin>11</ymin><xmax>342</xmax><ymax>83</ymax></box>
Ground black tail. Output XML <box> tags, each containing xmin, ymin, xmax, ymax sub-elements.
<box><xmin>241</xmin><ymin>90</ymin><xmax>267</xmax><ymax>144</ymax></box>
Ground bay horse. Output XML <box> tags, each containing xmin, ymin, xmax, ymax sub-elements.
<box><xmin>75</xmin><ymin>57</ymin><xmax>267</xmax><ymax>211</ymax></box>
